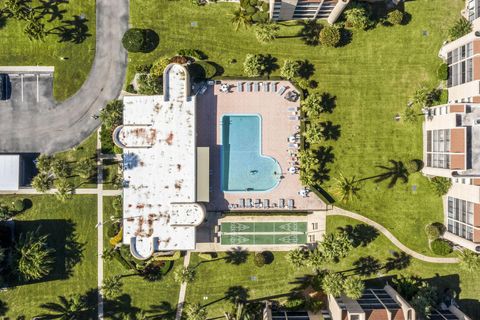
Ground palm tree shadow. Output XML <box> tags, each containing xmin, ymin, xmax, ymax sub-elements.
<box><xmin>360</xmin><ymin>160</ymin><xmax>409</xmax><ymax>188</ymax></box>
<box><xmin>146</xmin><ymin>301</ymin><xmax>175</xmax><ymax>319</ymax></box>
<box><xmin>34</xmin><ymin>0</ymin><xmax>68</xmax><ymax>22</ymax></box>
<box><xmin>320</xmin><ymin>121</ymin><xmax>341</xmax><ymax>141</ymax></box>
<box><xmin>224</xmin><ymin>247</ymin><xmax>249</xmax><ymax>265</ymax></box>
<box><xmin>320</xmin><ymin>92</ymin><xmax>337</xmax><ymax>113</ymax></box>
<box><xmin>384</xmin><ymin>251</ymin><xmax>411</xmax><ymax>272</ymax></box>
<box><xmin>50</xmin><ymin>15</ymin><xmax>91</xmax><ymax>44</ymax></box>
<box><xmin>297</xmin><ymin>19</ymin><xmax>322</xmax><ymax>46</ymax></box>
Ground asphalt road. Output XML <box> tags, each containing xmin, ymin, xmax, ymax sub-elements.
<box><xmin>0</xmin><ymin>0</ymin><xmax>129</xmax><ymax>154</ymax></box>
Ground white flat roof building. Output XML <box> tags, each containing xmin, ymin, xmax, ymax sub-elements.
<box><xmin>115</xmin><ymin>64</ymin><xmax>206</xmax><ymax>259</ymax></box>
<box><xmin>0</xmin><ymin>155</ymin><xmax>20</xmax><ymax>191</ymax></box>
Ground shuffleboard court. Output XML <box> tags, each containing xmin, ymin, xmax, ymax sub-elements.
<box><xmin>221</xmin><ymin>233</ymin><xmax>307</xmax><ymax>245</ymax></box>
<box><xmin>221</xmin><ymin>222</ymin><xmax>307</xmax><ymax>233</ymax></box>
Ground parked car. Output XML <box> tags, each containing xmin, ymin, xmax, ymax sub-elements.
<box><xmin>0</xmin><ymin>74</ymin><xmax>9</xmax><ymax>101</ymax></box>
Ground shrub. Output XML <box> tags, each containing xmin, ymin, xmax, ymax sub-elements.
<box><xmin>243</xmin><ymin>53</ymin><xmax>268</xmax><ymax>77</ymax></box>
<box><xmin>283</xmin><ymin>297</ymin><xmax>305</xmax><ymax>310</ymax></box>
<box><xmin>137</xmin><ymin>74</ymin><xmax>163</xmax><ymax>95</ymax></box>
<box><xmin>107</xmin><ymin>222</ymin><xmax>121</xmax><ymax>238</ymax></box>
<box><xmin>387</xmin><ymin>10</ymin><xmax>404</xmax><ymax>25</ymax></box>
<box><xmin>135</xmin><ymin>64</ymin><xmax>152</xmax><ymax>73</ymax></box>
<box><xmin>189</xmin><ymin>61</ymin><xmax>217</xmax><ymax>79</ymax></box>
<box><xmin>0</xmin><ymin>206</ymin><xmax>10</xmax><ymax>220</ymax></box>
<box><xmin>437</xmin><ymin>63</ymin><xmax>448</xmax><ymax>80</ymax></box>
<box><xmin>245</xmin><ymin>5</ymin><xmax>257</xmax><ymax>15</ymax></box>
<box><xmin>178</xmin><ymin>49</ymin><xmax>207</xmax><ymax>60</ymax></box>
<box><xmin>405</xmin><ymin>159</ymin><xmax>422</xmax><ymax>173</ymax></box>
<box><xmin>12</xmin><ymin>199</ymin><xmax>24</xmax><ymax>212</ymax></box>
<box><xmin>344</xmin><ymin>6</ymin><xmax>371</xmax><ymax>30</ymax></box>
<box><xmin>122</xmin><ymin>28</ymin><xmax>147</xmax><ymax>52</ymax></box>
<box><xmin>249</xmin><ymin>0</ymin><xmax>258</xmax><ymax>6</ymax></box>
<box><xmin>425</xmin><ymin>223</ymin><xmax>444</xmax><ymax>240</ymax></box>
<box><xmin>280</xmin><ymin>60</ymin><xmax>301</xmax><ymax>80</ymax></box>
<box><xmin>429</xmin><ymin>177</ymin><xmax>452</xmax><ymax>196</ymax></box>
<box><xmin>170</xmin><ymin>55</ymin><xmax>189</xmax><ymax>65</ymax></box>
<box><xmin>261</xmin><ymin>1</ymin><xmax>269</xmax><ymax>11</ymax></box>
<box><xmin>125</xmin><ymin>84</ymin><xmax>136</xmax><ymax>94</ymax></box>
<box><xmin>448</xmin><ymin>18</ymin><xmax>472</xmax><ymax>41</ymax></box>
<box><xmin>109</xmin><ymin>227</ymin><xmax>123</xmax><ymax>246</ymax></box>
<box><xmin>150</xmin><ymin>57</ymin><xmax>171</xmax><ymax>78</ymax></box>
<box><xmin>320</xmin><ymin>25</ymin><xmax>341</xmax><ymax>48</ymax></box>
<box><xmin>254</xmin><ymin>252</ymin><xmax>266</xmax><ymax>267</ymax></box>
<box><xmin>430</xmin><ymin>239</ymin><xmax>452</xmax><ymax>256</ymax></box>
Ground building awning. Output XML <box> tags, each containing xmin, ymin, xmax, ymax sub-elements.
<box><xmin>0</xmin><ymin>155</ymin><xmax>20</xmax><ymax>191</ymax></box>
<box><xmin>196</xmin><ymin>147</ymin><xmax>210</xmax><ymax>202</ymax></box>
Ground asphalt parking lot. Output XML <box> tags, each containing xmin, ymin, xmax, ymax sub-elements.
<box><xmin>0</xmin><ymin>72</ymin><xmax>55</xmax><ymax>110</ymax></box>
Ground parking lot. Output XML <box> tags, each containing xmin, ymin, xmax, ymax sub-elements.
<box><xmin>0</xmin><ymin>68</ymin><xmax>55</xmax><ymax>110</ymax></box>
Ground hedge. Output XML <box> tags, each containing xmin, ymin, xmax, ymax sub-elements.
<box><xmin>430</xmin><ymin>239</ymin><xmax>453</xmax><ymax>256</ymax></box>
<box><xmin>437</xmin><ymin>63</ymin><xmax>448</xmax><ymax>80</ymax></box>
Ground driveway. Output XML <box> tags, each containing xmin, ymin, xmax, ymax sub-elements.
<box><xmin>0</xmin><ymin>0</ymin><xmax>129</xmax><ymax>154</ymax></box>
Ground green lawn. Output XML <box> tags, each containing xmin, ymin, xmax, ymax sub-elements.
<box><xmin>130</xmin><ymin>0</ymin><xmax>464</xmax><ymax>254</ymax></box>
<box><xmin>103</xmin><ymin>159</ymin><xmax>121</xmax><ymax>190</ymax></box>
<box><xmin>186</xmin><ymin>216</ymin><xmax>480</xmax><ymax>318</ymax></box>
<box><xmin>0</xmin><ymin>0</ymin><xmax>96</xmax><ymax>101</ymax></box>
<box><xmin>102</xmin><ymin>197</ymin><xmax>182</xmax><ymax>319</ymax></box>
<box><xmin>0</xmin><ymin>195</ymin><xmax>97</xmax><ymax>318</ymax></box>
<box><xmin>55</xmin><ymin>131</ymin><xmax>98</xmax><ymax>189</ymax></box>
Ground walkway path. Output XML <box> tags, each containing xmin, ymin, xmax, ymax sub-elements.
<box><xmin>175</xmin><ymin>252</ymin><xmax>192</xmax><ymax>320</ymax></box>
<box><xmin>0</xmin><ymin>0</ymin><xmax>129</xmax><ymax>153</ymax></box>
<box><xmin>327</xmin><ymin>206</ymin><xmax>459</xmax><ymax>264</ymax></box>
<box><xmin>0</xmin><ymin>188</ymin><xmax>121</xmax><ymax>196</ymax></box>
<box><xmin>96</xmin><ymin>130</ymin><xmax>105</xmax><ymax>319</ymax></box>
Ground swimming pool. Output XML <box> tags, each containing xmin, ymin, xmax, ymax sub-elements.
<box><xmin>221</xmin><ymin>114</ymin><xmax>281</xmax><ymax>192</ymax></box>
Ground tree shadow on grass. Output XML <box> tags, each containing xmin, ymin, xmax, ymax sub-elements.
<box><xmin>11</xmin><ymin>219</ymin><xmax>85</xmax><ymax>285</ymax></box>
<box><xmin>320</xmin><ymin>121</ymin><xmax>341</xmax><ymax>141</ymax></box>
<box><xmin>320</xmin><ymin>92</ymin><xmax>337</xmax><ymax>113</ymax></box>
<box><xmin>298</xmin><ymin>60</ymin><xmax>315</xmax><ymax>79</ymax></box>
<box><xmin>314</xmin><ymin>146</ymin><xmax>335</xmax><ymax>184</ymax></box>
<box><xmin>50</xmin><ymin>15</ymin><xmax>91</xmax><ymax>44</ymax></box>
<box><xmin>337</xmin><ymin>224</ymin><xmax>379</xmax><ymax>247</ymax></box>
<box><xmin>147</xmin><ymin>301</ymin><xmax>175</xmax><ymax>320</ymax></box>
<box><xmin>384</xmin><ymin>251</ymin><xmax>411</xmax><ymax>272</ymax></box>
<box><xmin>337</xmin><ymin>28</ymin><xmax>352</xmax><ymax>48</ymax></box>
<box><xmin>104</xmin><ymin>294</ymin><xmax>141</xmax><ymax>319</ymax></box>
<box><xmin>297</xmin><ymin>19</ymin><xmax>322</xmax><ymax>46</ymax></box>
<box><xmin>224</xmin><ymin>247</ymin><xmax>249</xmax><ymax>265</ymax></box>
<box><xmin>34</xmin><ymin>0</ymin><xmax>68</xmax><ymax>22</ymax></box>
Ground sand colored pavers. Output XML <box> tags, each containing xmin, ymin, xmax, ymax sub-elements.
<box><xmin>196</xmin><ymin>81</ymin><xmax>325</xmax><ymax>212</ymax></box>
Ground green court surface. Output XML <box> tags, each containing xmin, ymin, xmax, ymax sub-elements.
<box><xmin>221</xmin><ymin>222</ymin><xmax>307</xmax><ymax>233</ymax></box>
<box><xmin>221</xmin><ymin>233</ymin><xmax>307</xmax><ymax>245</ymax></box>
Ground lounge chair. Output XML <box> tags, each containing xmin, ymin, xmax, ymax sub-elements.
<box><xmin>263</xmin><ymin>199</ymin><xmax>269</xmax><ymax>208</ymax></box>
<box><xmin>287</xmin><ymin>107</ymin><xmax>297</xmax><ymax>112</ymax></box>
<box><xmin>288</xmin><ymin>115</ymin><xmax>300</xmax><ymax>121</ymax></box>
<box><xmin>277</xmin><ymin>86</ymin><xmax>287</xmax><ymax>95</ymax></box>
<box><xmin>288</xmin><ymin>143</ymin><xmax>299</xmax><ymax>149</ymax></box>
<box><xmin>279</xmin><ymin>198</ymin><xmax>285</xmax><ymax>208</ymax></box>
<box><xmin>265</xmin><ymin>82</ymin><xmax>270</xmax><ymax>92</ymax></box>
<box><xmin>254</xmin><ymin>82</ymin><xmax>259</xmax><ymax>93</ymax></box>
<box><xmin>246</xmin><ymin>83</ymin><xmax>251</xmax><ymax>92</ymax></box>
<box><xmin>288</xmin><ymin>199</ymin><xmax>294</xmax><ymax>210</ymax></box>
<box><xmin>238</xmin><ymin>198</ymin><xmax>245</xmax><ymax>208</ymax></box>
<box><xmin>237</xmin><ymin>82</ymin><xmax>243</xmax><ymax>92</ymax></box>
<box><xmin>273</xmin><ymin>82</ymin><xmax>279</xmax><ymax>92</ymax></box>
<box><xmin>247</xmin><ymin>198</ymin><xmax>253</xmax><ymax>208</ymax></box>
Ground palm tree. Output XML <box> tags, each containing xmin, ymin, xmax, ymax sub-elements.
<box><xmin>230</xmin><ymin>8</ymin><xmax>250</xmax><ymax>31</ymax></box>
<box><xmin>299</xmin><ymin>150</ymin><xmax>319</xmax><ymax>172</ymax></box>
<box><xmin>402</xmin><ymin>107</ymin><xmax>419</xmax><ymax>123</ymax></box>
<box><xmin>254</xmin><ymin>22</ymin><xmax>279</xmax><ymax>44</ymax></box>
<box><xmin>343</xmin><ymin>276</ymin><xmax>364</xmax><ymax>299</ymax></box>
<box><xmin>298</xmin><ymin>19</ymin><xmax>321</xmax><ymax>46</ymax></box>
<box><xmin>333</xmin><ymin>173</ymin><xmax>361</xmax><ymax>203</ymax></box>
<box><xmin>15</xmin><ymin>228</ymin><xmax>55</xmax><ymax>281</ymax></box>
<box><xmin>51</xmin><ymin>159</ymin><xmax>71</xmax><ymax>179</ymax></box>
<box><xmin>303</xmin><ymin>124</ymin><xmax>323</xmax><ymax>146</ymax></box>
<box><xmin>285</xmin><ymin>247</ymin><xmax>308</xmax><ymax>268</ymax></box>
<box><xmin>174</xmin><ymin>266</ymin><xmax>196</xmax><ymax>284</ymax></box>
<box><xmin>99</xmin><ymin>100</ymin><xmax>124</xmax><ymax>129</ymax></box>
<box><xmin>75</xmin><ymin>158</ymin><xmax>97</xmax><ymax>179</ymax></box>
<box><xmin>301</xmin><ymin>92</ymin><xmax>323</xmax><ymax>119</ymax></box>
<box><xmin>31</xmin><ymin>172</ymin><xmax>53</xmax><ymax>192</ymax></box>
<box><xmin>184</xmin><ymin>303</ymin><xmax>207</xmax><ymax>320</ymax></box>
<box><xmin>37</xmin><ymin>294</ymin><xmax>88</xmax><ymax>319</ymax></box>
<box><xmin>457</xmin><ymin>249</ymin><xmax>480</xmax><ymax>273</ymax></box>
<box><xmin>36</xmin><ymin>154</ymin><xmax>53</xmax><ymax>173</ymax></box>
<box><xmin>24</xmin><ymin>19</ymin><xmax>47</xmax><ymax>41</ymax></box>
<box><xmin>224</xmin><ymin>302</ymin><xmax>253</xmax><ymax>320</ymax></box>
<box><xmin>317</xmin><ymin>231</ymin><xmax>353</xmax><ymax>263</ymax></box>
<box><xmin>102</xmin><ymin>275</ymin><xmax>123</xmax><ymax>300</ymax></box>
<box><xmin>321</xmin><ymin>271</ymin><xmax>344</xmax><ymax>297</ymax></box>
<box><xmin>54</xmin><ymin>178</ymin><xmax>73</xmax><ymax>202</ymax></box>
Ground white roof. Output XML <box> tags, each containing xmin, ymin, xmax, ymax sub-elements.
<box><xmin>120</xmin><ymin>64</ymin><xmax>204</xmax><ymax>258</ymax></box>
<box><xmin>0</xmin><ymin>155</ymin><xmax>19</xmax><ymax>191</ymax></box>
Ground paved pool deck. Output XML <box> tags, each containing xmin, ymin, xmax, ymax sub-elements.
<box><xmin>196</xmin><ymin>80</ymin><xmax>325</xmax><ymax>213</ymax></box>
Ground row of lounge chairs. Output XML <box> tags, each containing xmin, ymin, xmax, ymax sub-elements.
<box><xmin>236</xmin><ymin>81</ymin><xmax>288</xmax><ymax>94</ymax></box>
<box><xmin>229</xmin><ymin>198</ymin><xmax>295</xmax><ymax>210</ymax></box>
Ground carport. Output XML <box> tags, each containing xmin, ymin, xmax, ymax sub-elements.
<box><xmin>0</xmin><ymin>155</ymin><xmax>20</xmax><ymax>191</ymax></box>
<box><xmin>0</xmin><ymin>66</ymin><xmax>54</xmax><ymax>103</ymax></box>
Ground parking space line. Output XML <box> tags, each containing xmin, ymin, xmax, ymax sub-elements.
<box><xmin>21</xmin><ymin>74</ymin><xmax>24</xmax><ymax>102</ymax></box>
<box><xmin>36</xmin><ymin>74</ymin><xmax>39</xmax><ymax>103</ymax></box>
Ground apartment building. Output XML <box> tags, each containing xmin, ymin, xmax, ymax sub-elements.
<box><xmin>422</xmin><ymin>6</ymin><xmax>480</xmax><ymax>251</ymax></box>
<box><xmin>269</xmin><ymin>0</ymin><xmax>349</xmax><ymax>23</ymax></box>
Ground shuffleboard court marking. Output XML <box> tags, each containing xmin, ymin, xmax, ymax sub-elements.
<box><xmin>229</xmin><ymin>235</ymin><xmax>251</xmax><ymax>245</ymax></box>
<box><xmin>277</xmin><ymin>222</ymin><xmax>298</xmax><ymax>232</ymax></box>
<box><xmin>230</xmin><ymin>223</ymin><xmax>251</xmax><ymax>232</ymax></box>
<box><xmin>277</xmin><ymin>234</ymin><xmax>299</xmax><ymax>244</ymax></box>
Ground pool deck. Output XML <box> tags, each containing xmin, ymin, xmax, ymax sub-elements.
<box><xmin>196</xmin><ymin>80</ymin><xmax>325</xmax><ymax>213</ymax></box>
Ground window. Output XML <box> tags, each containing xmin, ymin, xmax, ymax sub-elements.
<box><xmin>447</xmin><ymin>197</ymin><xmax>476</xmax><ymax>241</ymax></box>
<box><xmin>448</xmin><ymin>42</ymin><xmax>475</xmax><ymax>87</ymax></box>
<box><xmin>426</xmin><ymin>129</ymin><xmax>450</xmax><ymax>169</ymax></box>
<box><xmin>350</xmin><ymin>315</ymin><xmax>360</xmax><ymax>320</ymax></box>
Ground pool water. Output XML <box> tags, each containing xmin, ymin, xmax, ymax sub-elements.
<box><xmin>221</xmin><ymin>115</ymin><xmax>281</xmax><ymax>192</ymax></box>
